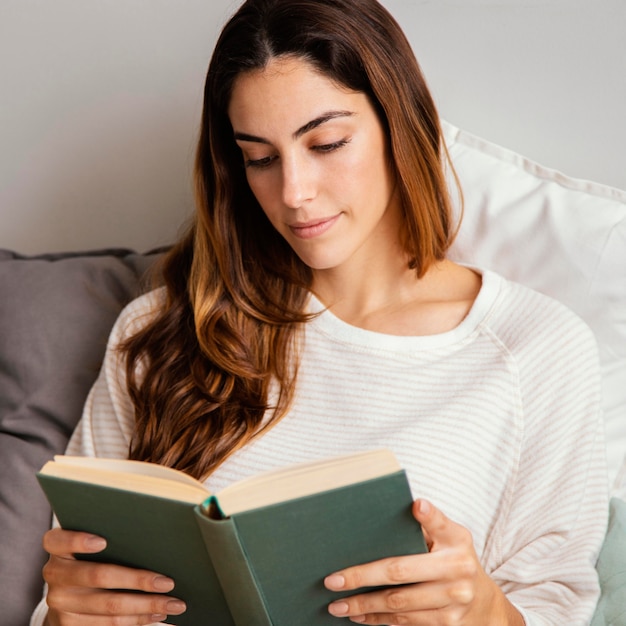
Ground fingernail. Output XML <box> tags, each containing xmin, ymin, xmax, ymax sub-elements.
<box><xmin>154</xmin><ymin>576</ymin><xmax>175</xmax><ymax>592</ymax></box>
<box><xmin>324</xmin><ymin>574</ymin><xmax>345</xmax><ymax>590</ymax></box>
<box><xmin>418</xmin><ymin>499</ymin><xmax>431</xmax><ymax>515</ymax></box>
<box><xmin>84</xmin><ymin>535</ymin><xmax>107</xmax><ymax>551</ymax></box>
<box><xmin>350</xmin><ymin>617</ymin><xmax>366</xmax><ymax>623</ymax></box>
<box><xmin>151</xmin><ymin>615</ymin><xmax>167</xmax><ymax>623</ymax></box>
<box><xmin>328</xmin><ymin>601</ymin><xmax>349</xmax><ymax>616</ymax></box>
<box><xmin>166</xmin><ymin>600</ymin><xmax>187</xmax><ymax>614</ymax></box>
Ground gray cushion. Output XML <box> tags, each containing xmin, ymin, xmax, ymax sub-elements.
<box><xmin>0</xmin><ymin>248</ymin><xmax>161</xmax><ymax>624</ymax></box>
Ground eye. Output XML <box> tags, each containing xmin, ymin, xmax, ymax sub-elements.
<box><xmin>312</xmin><ymin>138</ymin><xmax>350</xmax><ymax>153</ymax></box>
<box><xmin>245</xmin><ymin>155</ymin><xmax>277</xmax><ymax>169</ymax></box>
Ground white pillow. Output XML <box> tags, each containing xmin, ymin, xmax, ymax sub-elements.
<box><xmin>444</xmin><ymin>120</ymin><xmax>626</xmax><ymax>494</ymax></box>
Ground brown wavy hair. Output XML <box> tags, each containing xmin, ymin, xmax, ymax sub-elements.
<box><xmin>123</xmin><ymin>0</ymin><xmax>461</xmax><ymax>480</ymax></box>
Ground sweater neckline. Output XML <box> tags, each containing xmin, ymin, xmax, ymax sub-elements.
<box><xmin>307</xmin><ymin>268</ymin><xmax>503</xmax><ymax>351</ymax></box>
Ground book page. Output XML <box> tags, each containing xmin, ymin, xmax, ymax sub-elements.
<box><xmin>40</xmin><ymin>457</ymin><xmax>210</xmax><ymax>504</ymax></box>
<box><xmin>51</xmin><ymin>455</ymin><xmax>205</xmax><ymax>487</ymax></box>
<box><xmin>217</xmin><ymin>448</ymin><xmax>401</xmax><ymax>515</ymax></box>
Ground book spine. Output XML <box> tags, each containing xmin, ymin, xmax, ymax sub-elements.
<box><xmin>194</xmin><ymin>503</ymin><xmax>273</xmax><ymax>626</ymax></box>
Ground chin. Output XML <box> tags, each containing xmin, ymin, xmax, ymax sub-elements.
<box><xmin>288</xmin><ymin>238</ymin><xmax>355</xmax><ymax>272</ymax></box>
<box><xmin>295</xmin><ymin>252</ymin><xmax>346</xmax><ymax>272</ymax></box>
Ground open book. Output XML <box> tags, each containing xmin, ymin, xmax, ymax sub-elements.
<box><xmin>40</xmin><ymin>448</ymin><xmax>404</xmax><ymax>515</ymax></box>
<box><xmin>37</xmin><ymin>449</ymin><xmax>427</xmax><ymax>626</ymax></box>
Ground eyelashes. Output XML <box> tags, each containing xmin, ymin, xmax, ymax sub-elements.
<box><xmin>311</xmin><ymin>139</ymin><xmax>350</xmax><ymax>153</ymax></box>
<box><xmin>244</xmin><ymin>138</ymin><xmax>351</xmax><ymax>169</ymax></box>
<box><xmin>245</xmin><ymin>155</ymin><xmax>276</xmax><ymax>169</ymax></box>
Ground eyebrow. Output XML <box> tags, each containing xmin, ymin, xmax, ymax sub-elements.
<box><xmin>233</xmin><ymin>110</ymin><xmax>355</xmax><ymax>144</ymax></box>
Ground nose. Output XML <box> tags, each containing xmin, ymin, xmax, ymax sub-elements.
<box><xmin>281</xmin><ymin>154</ymin><xmax>316</xmax><ymax>209</ymax></box>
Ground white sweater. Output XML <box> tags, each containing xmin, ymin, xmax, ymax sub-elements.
<box><xmin>31</xmin><ymin>269</ymin><xmax>609</xmax><ymax>625</ymax></box>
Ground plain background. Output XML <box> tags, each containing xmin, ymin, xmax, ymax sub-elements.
<box><xmin>1</xmin><ymin>0</ymin><xmax>624</xmax><ymax>254</ymax></box>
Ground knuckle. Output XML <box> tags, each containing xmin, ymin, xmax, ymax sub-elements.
<box><xmin>42</xmin><ymin>556</ymin><xmax>74</xmax><ymax>587</ymax></box>
<box><xmin>385</xmin><ymin>588</ymin><xmax>410</xmax><ymax>611</ymax></box>
<box><xmin>349</xmin><ymin>594</ymin><xmax>368</xmax><ymax>615</ymax></box>
<box><xmin>41</xmin><ymin>558</ymin><xmax>58</xmax><ymax>583</ymax></box>
<box><xmin>138</xmin><ymin>572</ymin><xmax>159</xmax><ymax>592</ymax></box>
<box><xmin>102</xmin><ymin>594</ymin><xmax>125</xmax><ymax>615</ymax></box>
<box><xmin>444</xmin><ymin>606</ymin><xmax>467</xmax><ymax>626</ymax></box>
<box><xmin>86</xmin><ymin>565</ymin><xmax>110</xmax><ymax>589</ymax></box>
<box><xmin>42</xmin><ymin>528</ymin><xmax>66</xmax><ymax>554</ymax></box>
<box><xmin>385</xmin><ymin>557</ymin><xmax>412</xmax><ymax>583</ymax></box>
<box><xmin>152</xmin><ymin>597</ymin><xmax>174</xmax><ymax>614</ymax></box>
<box><xmin>449</xmin><ymin>580</ymin><xmax>475</xmax><ymax>604</ymax></box>
<box><xmin>456</xmin><ymin>555</ymin><xmax>478</xmax><ymax>579</ymax></box>
<box><xmin>45</xmin><ymin>587</ymin><xmax>64</xmax><ymax>610</ymax></box>
<box><xmin>41</xmin><ymin>530</ymin><xmax>54</xmax><ymax>552</ymax></box>
<box><xmin>345</xmin><ymin>568</ymin><xmax>364</xmax><ymax>589</ymax></box>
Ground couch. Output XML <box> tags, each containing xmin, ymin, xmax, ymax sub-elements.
<box><xmin>2</xmin><ymin>122</ymin><xmax>625</xmax><ymax>624</ymax></box>
<box><xmin>0</xmin><ymin>248</ymin><xmax>161</xmax><ymax>624</ymax></box>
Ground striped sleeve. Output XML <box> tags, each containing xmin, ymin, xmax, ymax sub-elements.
<box><xmin>487</xmin><ymin>286</ymin><xmax>608</xmax><ymax>625</ymax></box>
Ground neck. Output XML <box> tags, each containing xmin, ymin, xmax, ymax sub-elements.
<box><xmin>311</xmin><ymin>249</ymin><xmax>423</xmax><ymax>326</ymax></box>
<box><xmin>311</xmin><ymin>259</ymin><xmax>482</xmax><ymax>336</ymax></box>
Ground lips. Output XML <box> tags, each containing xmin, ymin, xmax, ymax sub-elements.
<box><xmin>289</xmin><ymin>214</ymin><xmax>341</xmax><ymax>239</ymax></box>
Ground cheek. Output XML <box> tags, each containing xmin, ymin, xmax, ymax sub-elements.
<box><xmin>338</xmin><ymin>148</ymin><xmax>392</xmax><ymax>205</ymax></box>
<box><xmin>245</xmin><ymin>173</ymin><xmax>272</xmax><ymax>208</ymax></box>
<box><xmin>245</xmin><ymin>175</ymin><xmax>283</xmax><ymax>226</ymax></box>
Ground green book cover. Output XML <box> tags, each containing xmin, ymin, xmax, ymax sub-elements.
<box><xmin>196</xmin><ymin>471</ymin><xmax>427</xmax><ymax>626</ymax></box>
<box><xmin>37</xmin><ymin>452</ymin><xmax>427</xmax><ymax>626</ymax></box>
<box><xmin>35</xmin><ymin>475</ymin><xmax>234</xmax><ymax>626</ymax></box>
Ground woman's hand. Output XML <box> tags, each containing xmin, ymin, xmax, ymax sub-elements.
<box><xmin>324</xmin><ymin>499</ymin><xmax>524</xmax><ymax>626</ymax></box>
<box><xmin>42</xmin><ymin>528</ymin><xmax>187</xmax><ymax>626</ymax></box>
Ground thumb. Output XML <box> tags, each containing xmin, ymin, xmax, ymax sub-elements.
<box><xmin>412</xmin><ymin>498</ymin><xmax>460</xmax><ymax>550</ymax></box>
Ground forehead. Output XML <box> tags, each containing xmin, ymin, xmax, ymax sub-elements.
<box><xmin>227</xmin><ymin>56</ymin><xmax>367</xmax><ymax>131</ymax></box>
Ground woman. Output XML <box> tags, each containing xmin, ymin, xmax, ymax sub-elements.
<box><xmin>32</xmin><ymin>0</ymin><xmax>608</xmax><ymax>624</ymax></box>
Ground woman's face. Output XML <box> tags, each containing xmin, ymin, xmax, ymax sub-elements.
<box><xmin>228</xmin><ymin>56</ymin><xmax>401</xmax><ymax>274</ymax></box>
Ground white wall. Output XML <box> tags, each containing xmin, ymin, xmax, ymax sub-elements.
<box><xmin>384</xmin><ymin>0</ymin><xmax>626</xmax><ymax>191</ymax></box>
<box><xmin>1</xmin><ymin>0</ymin><xmax>624</xmax><ymax>254</ymax></box>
